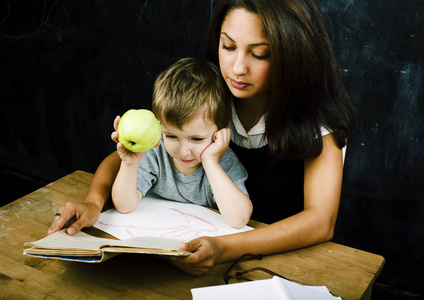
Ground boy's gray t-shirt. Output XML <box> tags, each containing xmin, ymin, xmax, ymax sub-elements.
<box><xmin>136</xmin><ymin>143</ymin><xmax>248</xmax><ymax>209</ymax></box>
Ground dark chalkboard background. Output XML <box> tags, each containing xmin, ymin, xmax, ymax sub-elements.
<box><xmin>1</xmin><ymin>0</ymin><xmax>423</xmax><ymax>296</ymax></box>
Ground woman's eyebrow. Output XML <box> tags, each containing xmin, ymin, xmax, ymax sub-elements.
<box><xmin>221</xmin><ymin>32</ymin><xmax>235</xmax><ymax>42</ymax></box>
<box><xmin>221</xmin><ymin>32</ymin><xmax>270</xmax><ymax>47</ymax></box>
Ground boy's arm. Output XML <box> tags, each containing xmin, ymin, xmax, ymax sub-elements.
<box><xmin>112</xmin><ymin>143</ymin><xmax>144</xmax><ymax>213</ymax></box>
<box><xmin>202</xmin><ymin>129</ymin><xmax>252</xmax><ymax>228</ymax></box>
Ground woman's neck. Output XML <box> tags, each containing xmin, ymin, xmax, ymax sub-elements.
<box><xmin>234</xmin><ymin>97</ymin><xmax>267</xmax><ymax>133</ymax></box>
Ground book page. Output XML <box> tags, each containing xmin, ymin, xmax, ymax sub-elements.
<box><xmin>25</xmin><ymin>229</ymin><xmax>187</xmax><ymax>253</ymax></box>
<box><xmin>93</xmin><ymin>195</ymin><xmax>253</xmax><ymax>240</ymax></box>
<box><xmin>25</xmin><ymin>230</ymin><xmax>115</xmax><ymax>251</ymax></box>
<box><xmin>102</xmin><ymin>235</ymin><xmax>183</xmax><ymax>251</ymax></box>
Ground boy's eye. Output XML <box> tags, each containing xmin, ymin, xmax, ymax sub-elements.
<box><xmin>165</xmin><ymin>135</ymin><xmax>177</xmax><ymax>139</ymax></box>
<box><xmin>191</xmin><ymin>137</ymin><xmax>205</xmax><ymax>142</ymax></box>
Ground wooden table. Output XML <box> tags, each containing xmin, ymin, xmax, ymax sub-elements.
<box><xmin>0</xmin><ymin>171</ymin><xmax>384</xmax><ymax>299</ymax></box>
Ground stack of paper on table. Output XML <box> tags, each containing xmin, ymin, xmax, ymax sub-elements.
<box><xmin>24</xmin><ymin>196</ymin><xmax>253</xmax><ymax>263</ymax></box>
<box><xmin>191</xmin><ymin>276</ymin><xmax>341</xmax><ymax>300</ymax></box>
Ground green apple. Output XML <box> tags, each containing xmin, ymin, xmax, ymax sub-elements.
<box><xmin>117</xmin><ymin>109</ymin><xmax>161</xmax><ymax>153</ymax></box>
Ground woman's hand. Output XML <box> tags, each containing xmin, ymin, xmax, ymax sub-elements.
<box><xmin>48</xmin><ymin>131</ymin><xmax>123</xmax><ymax>236</ymax></box>
<box><xmin>47</xmin><ymin>201</ymin><xmax>102</xmax><ymax>236</ymax></box>
<box><xmin>169</xmin><ymin>236</ymin><xmax>222</xmax><ymax>276</ymax></box>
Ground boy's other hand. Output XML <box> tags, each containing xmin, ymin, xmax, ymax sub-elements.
<box><xmin>201</xmin><ymin>128</ymin><xmax>231</xmax><ymax>163</ymax></box>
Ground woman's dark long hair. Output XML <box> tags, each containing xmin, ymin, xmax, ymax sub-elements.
<box><xmin>205</xmin><ymin>0</ymin><xmax>358</xmax><ymax>159</ymax></box>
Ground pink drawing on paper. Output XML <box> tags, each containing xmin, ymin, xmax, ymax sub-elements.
<box><xmin>95</xmin><ymin>208</ymin><xmax>218</xmax><ymax>240</ymax></box>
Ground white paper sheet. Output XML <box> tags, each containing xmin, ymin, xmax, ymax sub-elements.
<box><xmin>93</xmin><ymin>195</ymin><xmax>253</xmax><ymax>240</ymax></box>
<box><xmin>192</xmin><ymin>276</ymin><xmax>292</xmax><ymax>300</ymax></box>
<box><xmin>191</xmin><ymin>276</ymin><xmax>341</xmax><ymax>300</ymax></box>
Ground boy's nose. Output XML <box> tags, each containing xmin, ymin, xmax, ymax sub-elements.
<box><xmin>178</xmin><ymin>143</ymin><xmax>191</xmax><ymax>157</ymax></box>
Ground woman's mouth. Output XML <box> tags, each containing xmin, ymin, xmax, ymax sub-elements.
<box><xmin>230</xmin><ymin>79</ymin><xmax>249</xmax><ymax>89</ymax></box>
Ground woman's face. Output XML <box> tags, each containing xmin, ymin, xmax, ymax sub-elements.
<box><xmin>218</xmin><ymin>9</ymin><xmax>272</xmax><ymax>102</ymax></box>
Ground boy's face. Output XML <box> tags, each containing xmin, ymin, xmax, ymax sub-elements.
<box><xmin>161</xmin><ymin>115</ymin><xmax>218</xmax><ymax>175</ymax></box>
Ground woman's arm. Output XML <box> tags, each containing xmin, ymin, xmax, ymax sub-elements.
<box><xmin>171</xmin><ymin>133</ymin><xmax>343</xmax><ymax>275</ymax></box>
<box><xmin>48</xmin><ymin>150</ymin><xmax>121</xmax><ymax>235</ymax></box>
<box><xmin>48</xmin><ymin>117</ymin><xmax>125</xmax><ymax>236</ymax></box>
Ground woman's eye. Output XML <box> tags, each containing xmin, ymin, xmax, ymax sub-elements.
<box><xmin>252</xmin><ymin>53</ymin><xmax>269</xmax><ymax>60</ymax></box>
<box><xmin>222</xmin><ymin>44</ymin><xmax>235</xmax><ymax>51</ymax></box>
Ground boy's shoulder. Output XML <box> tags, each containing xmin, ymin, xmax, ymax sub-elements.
<box><xmin>142</xmin><ymin>141</ymin><xmax>169</xmax><ymax>162</ymax></box>
<box><xmin>219</xmin><ymin>147</ymin><xmax>244</xmax><ymax>167</ymax></box>
<box><xmin>218</xmin><ymin>147</ymin><xmax>248</xmax><ymax>179</ymax></box>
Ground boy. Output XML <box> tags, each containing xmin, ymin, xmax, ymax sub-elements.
<box><xmin>112</xmin><ymin>58</ymin><xmax>252</xmax><ymax>228</ymax></box>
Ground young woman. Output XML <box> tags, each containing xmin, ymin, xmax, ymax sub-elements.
<box><xmin>49</xmin><ymin>0</ymin><xmax>357</xmax><ymax>275</ymax></box>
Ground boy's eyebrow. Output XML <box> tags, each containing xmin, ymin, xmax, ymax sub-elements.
<box><xmin>190</xmin><ymin>135</ymin><xmax>209</xmax><ymax>138</ymax></box>
<box><xmin>162</xmin><ymin>130</ymin><xmax>209</xmax><ymax>138</ymax></box>
<box><xmin>161</xmin><ymin>129</ymin><xmax>175</xmax><ymax>135</ymax></box>
<box><xmin>220</xmin><ymin>32</ymin><xmax>270</xmax><ymax>47</ymax></box>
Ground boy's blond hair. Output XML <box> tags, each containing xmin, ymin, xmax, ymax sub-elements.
<box><xmin>152</xmin><ymin>57</ymin><xmax>231</xmax><ymax>129</ymax></box>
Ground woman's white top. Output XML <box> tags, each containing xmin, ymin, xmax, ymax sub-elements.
<box><xmin>229</xmin><ymin>101</ymin><xmax>345</xmax><ymax>163</ymax></box>
<box><xmin>230</xmin><ymin>101</ymin><xmax>268</xmax><ymax>149</ymax></box>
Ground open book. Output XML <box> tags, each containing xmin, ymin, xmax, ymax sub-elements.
<box><xmin>24</xmin><ymin>196</ymin><xmax>253</xmax><ymax>263</ymax></box>
<box><xmin>24</xmin><ymin>229</ymin><xmax>189</xmax><ymax>263</ymax></box>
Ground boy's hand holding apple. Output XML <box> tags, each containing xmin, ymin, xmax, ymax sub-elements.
<box><xmin>112</xmin><ymin>109</ymin><xmax>162</xmax><ymax>165</ymax></box>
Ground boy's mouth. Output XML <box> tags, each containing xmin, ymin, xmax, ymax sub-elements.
<box><xmin>180</xmin><ymin>159</ymin><xmax>195</xmax><ymax>163</ymax></box>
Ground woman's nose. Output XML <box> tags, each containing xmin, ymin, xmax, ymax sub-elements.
<box><xmin>232</xmin><ymin>53</ymin><xmax>248</xmax><ymax>76</ymax></box>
